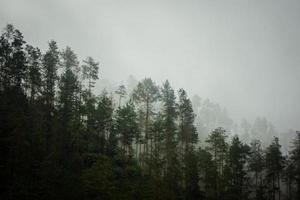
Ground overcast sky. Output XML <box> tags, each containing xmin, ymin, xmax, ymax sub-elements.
<box><xmin>1</xmin><ymin>0</ymin><xmax>299</xmax><ymax>131</ymax></box>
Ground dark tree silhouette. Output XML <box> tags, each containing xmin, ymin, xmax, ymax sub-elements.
<box><xmin>0</xmin><ymin>24</ymin><xmax>298</xmax><ymax>200</ymax></box>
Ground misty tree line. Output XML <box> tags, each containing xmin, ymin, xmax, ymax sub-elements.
<box><xmin>0</xmin><ymin>24</ymin><xmax>299</xmax><ymax>200</ymax></box>
<box><xmin>125</xmin><ymin>77</ymin><xmax>287</xmax><ymax>149</ymax></box>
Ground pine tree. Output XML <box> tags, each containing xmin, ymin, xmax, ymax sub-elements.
<box><xmin>150</xmin><ymin>112</ymin><xmax>165</xmax><ymax>177</ymax></box>
<box><xmin>25</xmin><ymin>45</ymin><xmax>42</xmax><ymax>101</ymax></box>
<box><xmin>248</xmin><ymin>139</ymin><xmax>266</xmax><ymax>199</ymax></box>
<box><xmin>115</xmin><ymin>84</ymin><xmax>127</xmax><ymax>107</ymax></box>
<box><xmin>58</xmin><ymin>46</ymin><xmax>80</xmax><ymax>131</ymax></box>
<box><xmin>0</xmin><ymin>24</ymin><xmax>34</xmax><ymax>199</ymax></box>
<box><xmin>82</xmin><ymin>56</ymin><xmax>99</xmax><ymax>96</ymax></box>
<box><xmin>265</xmin><ymin>137</ymin><xmax>284</xmax><ymax>200</ymax></box>
<box><xmin>81</xmin><ymin>56</ymin><xmax>99</xmax><ymax>132</ymax></box>
<box><xmin>56</xmin><ymin>47</ymin><xmax>82</xmax><ymax>194</ymax></box>
<box><xmin>290</xmin><ymin>131</ymin><xmax>300</xmax><ymax>199</ymax></box>
<box><xmin>96</xmin><ymin>92</ymin><xmax>114</xmax><ymax>154</ymax></box>
<box><xmin>282</xmin><ymin>157</ymin><xmax>295</xmax><ymax>200</ymax></box>
<box><xmin>160</xmin><ymin>80</ymin><xmax>181</xmax><ymax>197</ymax></box>
<box><xmin>198</xmin><ymin>148</ymin><xmax>218</xmax><ymax>200</ymax></box>
<box><xmin>177</xmin><ymin>88</ymin><xmax>197</xmax><ymax>190</ymax></box>
<box><xmin>42</xmin><ymin>40</ymin><xmax>59</xmax><ymax>109</ymax></box>
<box><xmin>41</xmin><ymin>40</ymin><xmax>60</xmax><ymax>155</ymax></box>
<box><xmin>184</xmin><ymin>147</ymin><xmax>201</xmax><ymax>200</ymax></box>
<box><xmin>132</xmin><ymin>78</ymin><xmax>160</xmax><ymax>172</ymax></box>
<box><xmin>205</xmin><ymin>127</ymin><xmax>228</xmax><ymax>198</ymax></box>
<box><xmin>115</xmin><ymin>102</ymin><xmax>139</xmax><ymax>155</ymax></box>
<box><xmin>177</xmin><ymin>88</ymin><xmax>198</xmax><ymax>151</ymax></box>
<box><xmin>0</xmin><ymin>24</ymin><xmax>27</xmax><ymax>90</ymax></box>
<box><xmin>224</xmin><ymin>135</ymin><xmax>250</xmax><ymax>200</ymax></box>
<box><xmin>161</xmin><ymin>80</ymin><xmax>177</xmax><ymax>175</ymax></box>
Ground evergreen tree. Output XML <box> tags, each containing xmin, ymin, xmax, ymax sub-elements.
<box><xmin>282</xmin><ymin>157</ymin><xmax>295</xmax><ymax>200</ymax></box>
<box><xmin>177</xmin><ymin>88</ymin><xmax>197</xmax><ymax>191</ymax></box>
<box><xmin>25</xmin><ymin>45</ymin><xmax>42</xmax><ymax>101</ymax></box>
<box><xmin>184</xmin><ymin>147</ymin><xmax>201</xmax><ymax>200</ymax></box>
<box><xmin>177</xmin><ymin>88</ymin><xmax>198</xmax><ymax>150</ymax></box>
<box><xmin>82</xmin><ymin>56</ymin><xmax>99</xmax><ymax>96</ymax></box>
<box><xmin>95</xmin><ymin>92</ymin><xmax>114</xmax><ymax>154</ymax></box>
<box><xmin>41</xmin><ymin>40</ymin><xmax>60</xmax><ymax>156</ymax></box>
<box><xmin>265</xmin><ymin>137</ymin><xmax>284</xmax><ymax>200</ymax></box>
<box><xmin>205</xmin><ymin>127</ymin><xmax>228</xmax><ymax>198</ymax></box>
<box><xmin>132</xmin><ymin>78</ymin><xmax>160</xmax><ymax>172</ymax></box>
<box><xmin>0</xmin><ymin>24</ymin><xmax>30</xmax><ymax>199</ymax></box>
<box><xmin>161</xmin><ymin>80</ymin><xmax>178</xmax><ymax>176</ymax></box>
<box><xmin>115</xmin><ymin>102</ymin><xmax>139</xmax><ymax>155</ymax></box>
<box><xmin>81</xmin><ymin>155</ymin><xmax>116</xmax><ymax>200</ymax></box>
<box><xmin>150</xmin><ymin>112</ymin><xmax>165</xmax><ymax>177</ymax></box>
<box><xmin>56</xmin><ymin>47</ymin><xmax>82</xmax><ymax>199</ymax></box>
<box><xmin>115</xmin><ymin>84</ymin><xmax>127</xmax><ymax>107</ymax></box>
<box><xmin>42</xmin><ymin>40</ymin><xmax>59</xmax><ymax>109</ymax></box>
<box><xmin>81</xmin><ymin>56</ymin><xmax>99</xmax><ymax>133</ymax></box>
<box><xmin>0</xmin><ymin>24</ymin><xmax>27</xmax><ymax>90</ymax></box>
<box><xmin>290</xmin><ymin>131</ymin><xmax>300</xmax><ymax>199</ymax></box>
<box><xmin>198</xmin><ymin>148</ymin><xmax>218</xmax><ymax>200</ymax></box>
<box><xmin>58</xmin><ymin>46</ymin><xmax>80</xmax><ymax>131</ymax></box>
<box><xmin>224</xmin><ymin>135</ymin><xmax>250</xmax><ymax>200</ymax></box>
<box><xmin>248</xmin><ymin>139</ymin><xmax>266</xmax><ymax>199</ymax></box>
<box><xmin>160</xmin><ymin>80</ymin><xmax>181</xmax><ymax>198</ymax></box>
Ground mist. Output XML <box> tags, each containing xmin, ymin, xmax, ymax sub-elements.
<box><xmin>1</xmin><ymin>0</ymin><xmax>299</xmax><ymax>132</ymax></box>
<box><xmin>2</xmin><ymin>1</ymin><xmax>300</xmax><ymax>199</ymax></box>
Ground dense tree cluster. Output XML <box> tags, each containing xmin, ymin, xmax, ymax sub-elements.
<box><xmin>1</xmin><ymin>24</ymin><xmax>300</xmax><ymax>200</ymax></box>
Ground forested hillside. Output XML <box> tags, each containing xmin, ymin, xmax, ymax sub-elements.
<box><xmin>0</xmin><ymin>24</ymin><xmax>299</xmax><ymax>200</ymax></box>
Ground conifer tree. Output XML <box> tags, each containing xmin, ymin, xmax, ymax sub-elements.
<box><xmin>265</xmin><ymin>137</ymin><xmax>284</xmax><ymax>200</ymax></box>
<box><xmin>115</xmin><ymin>102</ymin><xmax>139</xmax><ymax>155</ymax></box>
<box><xmin>42</xmin><ymin>40</ymin><xmax>59</xmax><ymax>109</ymax></box>
<box><xmin>161</xmin><ymin>80</ymin><xmax>178</xmax><ymax>175</ymax></box>
<box><xmin>115</xmin><ymin>84</ymin><xmax>127</xmax><ymax>107</ymax></box>
<box><xmin>132</xmin><ymin>78</ymin><xmax>160</xmax><ymax>172</ymax></box>
<box><xmin>81</xmin><ymin>56</ymin><xmax>99</xmax><ymax>132</ymax></box>
<box><xmin>82</xmin><ymin>56</ymin><xmax>99</xmax><ymax>96</ymax></box>
<box><xmin>177</xmin><ymin>89</ymin><xmax>198</xmax><ymax>152</ymax></box>
<box><xmin>160</xmin><ymin>81</ymin><xmax>182</xmax><ymax>197</ymax></box>
<box><xmin>248</xmin><ymin>139</ymin><xmax>265</xmax><ymax>199</ymax></box>
<box><xmin>96</xmin><ymin>92</ymin><xmax>114</xmax><ymax>154</ymax></box>
<box><xmin>25</xmin><ymin>45</ymin><xmax>42</xmax><ymax>101</ymax></box>
<box><xmin>58</xmin><ymin>46</ymin><xmax>80</xmax><ymax>131</ymax></box>
<box><xmin>0</xmin><ymin>24</ymin><xmax>26</xmax><ymax>90</ymax></box>
<box><xmin>290</xmin><ymin>131</ymin><xmax>300</xmax><ymax>199</ymax></box>
<box><xmin>177</xmin><ymin>88</ymin><xmax>197</xmax><ymax>192</ymax></box>
<box><xmin>0</xmin><ymin>24</ymin><xmax>29</xmax><ymax>200</ymax></box>
<box><xmin>224</xmin><ymin>135</ymin><xmax>250</xmax><ymax>200</ymax></box>
<box><xmin>198</xmin><ymin>148</ymin><xmax>218</xmax><ymax>200</ymax></box>
<box><xmin>205</xmin><ymin>127</ymin><xmax>228</xmax><ymax>198</ymax></box>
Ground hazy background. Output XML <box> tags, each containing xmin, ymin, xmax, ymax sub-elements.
<box><xmin>1</xmin><ymin>0</ymin><xmax>299</xmax><ymax>132</ymax></box>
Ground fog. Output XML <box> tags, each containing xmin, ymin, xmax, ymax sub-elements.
<box><xmin>1</xmin><ymin>0</ymin><xmax>299</xmax><ymax>132</ymax></box>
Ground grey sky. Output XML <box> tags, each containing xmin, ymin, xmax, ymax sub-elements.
<box><xmin>1</xmin><ymin>0</ymin><xmax>299</xmax><ymax>131</ymax></box>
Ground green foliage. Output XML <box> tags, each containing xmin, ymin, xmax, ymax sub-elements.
<box><xmin>198</xmin><ymin>148</ymin><xmax>218</xmax><ymax>200</ymax></box>
<box><xmin>82</xmin><ymin>56</ymin><xmax>99</xmax><ymax>94</ymax></box>
<box><xmin>205</xmin><ymin>127</ymin><xmax>228</xmax><ymax>198</ymax></box>
<box><xmin>81</xmin><ymin>156</ymin><xmax>115</xmax><ymax>200</ymax></box>
<box><xmin>115</xmin><ymin>102</ymin><xmax>139</xmax><ymax>154</ymax></box>
<box><xmin>115</xmin><ymin>84</ymin><xmax>127</xmax><ymax>107</ymax></box>
<box><xmin>132</xmin><ymin>78</ymin><xmax>160</xmax><ymax>173</ymax></box>
<box><xmin>178</xmin><ymin>88</ymin><xmax>198</xmax><ymax>146</ymax></box>
<box><xmin>1</xmin><ymin>24</ymin><xmax>299</xmax><ymax>200</ymax></box>
<box><xmin>265</xmin><ymin>137</ymin><xmax>285</xmax><ymax>200</ymax></box>
<box><xmin>290</xmin><ymin>131</ymin><xmax>300</xmax><ymax>199</ymax></box>
<box><xmin>224</xmin><ymin>136</ymin><xmax>250</xmax><ymax>200</ymax></box>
